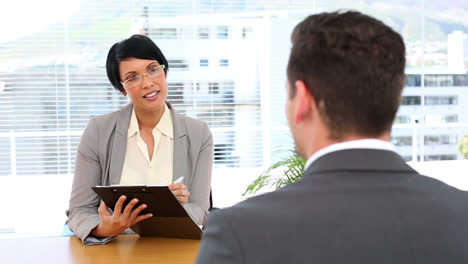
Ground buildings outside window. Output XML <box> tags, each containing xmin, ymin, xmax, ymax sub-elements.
<box><xmin>219</xmin><ymin>59</ymin><xmax>229</xmax><ymax>67</ymax></box>
<box><xmin>392</xmin><ymin>136</ymin><xmax>412</xmax><ymax>146</ymax></box>
<box><xmin>242</xmin><ymin>26</ymin><xmax>253</xmax><ymax>39</ymax></box>
<box><xmin>168</xmin><ymin>59</ymin><xmax>189</xmax><ymax>70</ymax></box>
<box><xmin>209</xmin><ymin>82</ymin><xmax>219</xmax><ymax>94</ymax></box>
<box><xmin>424</xmin><ymin>135</ymin><xmax>457</xmax><ymax>145</ymax></box>
<box><xmin>394</xmin><ymin>115</ymin><xmax>411</xmax><ymax>124</ymax></box>
<box><xmin>406</xmin><ymin>74</ymin><xmax>421</xmax><ymax>87</ymax></box>
<box><xmin>443</xmin><ymin>114</ymin><xmax>458</xmax><ymax>123</ymax></box>
<box><xmin>401</xmin><ymin>96</ymin><xmax>421</xmax><ymax>105</ymax></box>
<box><xmin>217</xmin><ymin>26</ymin><xmax>229</xmax><ymax>39</ymax></box>
<box><xmin>200</xmin><ymin>59</ymin><xmax>209</xmax><ymax>67</ymax></box>
<box><xmin>424</xmin><ymin>154</ymin><xmax>457</xmax><ymax>161</ymax></box>
<box><xmin>151</xmin><ymin>28</ymin><xmax>178</xmax><ymax>39</ymax></box>
<box><xmin>424</xmin><ymin>96</ymin><xmax>457</xmax><ymax>105</ymax></box>
<box><xmin>198</xmin><ymin>27</ymin><xmax>209</xmax><ymax>39</ymax></box>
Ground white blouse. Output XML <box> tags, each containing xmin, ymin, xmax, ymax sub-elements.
<box><xmin>120</xmin><ymin>104</ymin><xmax>174</xmax><ymax>185</ymax></box>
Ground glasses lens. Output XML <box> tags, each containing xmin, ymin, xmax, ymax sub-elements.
<box><xmin>147</xmin><ymin>66</ymin><xmax>163</xmax><ymax>78</ymax></box>
<box><xmin>124</xmin><ymin>76</ymin><xmax>141</xmax><ymax>88</ymax></box>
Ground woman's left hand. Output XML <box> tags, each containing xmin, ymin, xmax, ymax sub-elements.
<box><xmin>168</xmin><ymin>183</ymin><xmax>190</xmax><ymax>206</ymax></box>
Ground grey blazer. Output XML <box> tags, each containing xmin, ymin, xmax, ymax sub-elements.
<box><xmin>197</xmin><ymin>149</ymin><xmax>468</xmax><ymax>264</ymax></box>
<box><xmin>66</xmin><ymin>103</ymin><xmax>213</xmax><ymax>244</ymax></box>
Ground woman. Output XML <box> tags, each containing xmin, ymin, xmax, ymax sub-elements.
<box><xmin>66</xmin><ymin>34</ymin><xmax>213</xmax><ymax>245</ymax></box>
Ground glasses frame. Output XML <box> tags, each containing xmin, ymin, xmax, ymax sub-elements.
<box><xmin>120</xmin><ymin>64</ymin><xmax>166</xmax><ymax>88</ymax></box>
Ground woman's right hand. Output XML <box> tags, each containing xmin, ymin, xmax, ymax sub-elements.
<box><xmin>91</xmin><ymin>195</ymin><xmax>153</xmax><ymax>237</ymax></box>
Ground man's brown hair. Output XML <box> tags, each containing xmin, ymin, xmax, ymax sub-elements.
<box><xmin>287</xmin><ymin>11</ymin><xmax>406</xmax><ymax>139</ymax></box>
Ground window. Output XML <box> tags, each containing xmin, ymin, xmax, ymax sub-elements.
<box><xmin>150</xmin><ymin>28</ymin><xmax>178</xmax><ymax>39</ymax></box>
<box><xmin>168</xmin><ymin>59</ymin><xmax>189</xmax><ymax>70</ymax></box>
<box><xmin>406</xmin><ymin>74</ymin><xmax>421</xmax><ymax>87</ymax></box>
<box><xmin>424</xmin><ymin>135</ymin><xmax>456</xmax><ymax>145</ymax></box>
<box><xmin>394</xmin><ymin>115</ymin><xmax>411</xmax><ymax>124</ymax></box>
<box><xmin>209</xmin><ymin>82</ymin><xmax>219</xmax><ymax>94</ymax></box>
<box><xmin>392</xmin><ymin>136</ymin><xmax>412</xmax><ymax>146</ymax></box>
<box><xmin>424</xmin><ymin>75</ymin><xmax>454</xmax><ymax>87</ymax></box>
<box><xmin>198</xmin><ymin>27</ymin><xmax>209</xmax><ymax>39</ymax></box>
<box><xmin>423</xmin><ymin>74</ymin><xmax>468</xmax><ymax>87</ymax></box>
<box><xmin>454</xmin><ymin>75</ymin><xmax>467</xmax><ymax>86</ymax></box>
<box><xmin>200</xmin><ymin>59</ymin><xmax>209</xmax><ymax>67</ymax></box>
<box><xmin>242</xmin><ymin>26</ymin><xmax>253</xmax><ymax>39</ymax></box>
<box><xmin>443</xmin><ymin>114</ymin><xmax>458</xmax><ymax>123</ymax></box>
<box><xmin>401</xmin><ymin>96</ymin><xmax>421</xmax><ymax>105</ymax></box>
<box><xmin>219</xmin><ymin>59</ymin><xmax>229</xmax><ymax>67</ymax></box>
<box><xmin>424</xmin><ymin>96</ymin><xmax>457</xmax><ymax>105</ymax></box>
<box><xmin>216</xmin><ymin>26</ymin><xmax>229</xmax><ymax>39</ymax></box>
<box><xmin>168</xmin><ymin>82</ymin><xmax>189</xmax><ymax>104</ymax></box>
<box><xmin>424</xmin><ymin>154</ymin><xmax>457</xmax><ymax>161</ymax></box>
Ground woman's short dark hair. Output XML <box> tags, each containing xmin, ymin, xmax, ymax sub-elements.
<box><xmin>287</xmin><ymin>11</ymin><xmax>406</xmax><ymax>139</ymax></box>
<box><xmin>106</xmin><ymin>34</ymin><xmax>169</xmax><ymax>93</ymax></box>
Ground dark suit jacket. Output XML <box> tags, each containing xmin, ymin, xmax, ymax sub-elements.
<box><xmin>196</xmin><ymin>149</ymin><xmax>468</xmax><ymax>263</ymax></box>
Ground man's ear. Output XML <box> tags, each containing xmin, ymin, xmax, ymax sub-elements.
<box><xmin>294</xmin><ymin>80</ymin><xmax>315</xmax><ymax>124</ymax></box>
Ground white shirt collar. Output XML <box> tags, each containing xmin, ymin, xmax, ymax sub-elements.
<box><xmin>156</xmin><ymin>104</ymin><xmax>174</xmax><ymax>139</ymax></box>
<box><xmin>304</xmin><ymin>139</ymin><xmax>397</xmax><ymax>171</ymax></box>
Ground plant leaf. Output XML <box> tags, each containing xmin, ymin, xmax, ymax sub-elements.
<box><xmin>243</xmin><ymin>150</ymin><xmax>305</xmax><ymax>196</ymax></box>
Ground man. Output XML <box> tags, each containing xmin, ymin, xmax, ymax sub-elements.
<box><xmin>196</xmin><ymin>11</ymin><xmax>468</xmax><ymax>264</ymax></box>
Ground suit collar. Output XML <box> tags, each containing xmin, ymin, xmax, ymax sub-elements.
<box><xmin>157</xmin><ymin>104</ymin><xmax>174</xmax><ymax>139</ymax></box>
<box><xmin>304</xmin><ymin>139</ymin><xmax>396</xmax><ymax>171</ymax></box>
<box><xmin>304</xmin><ymin>149</ymin><xmax>416</xmax><ymax>177</ymax></box>
<box><xmin>167</xmin><ymin>102</ymin><xmax>188</xmax><ymax>138</ymax></box>
<box><xmin>115</xmin><ymin>103</ymin><xmax>133</xmax><ymax>136</ymax></box>
<box><xmin>167</xmin><ymin>102</ymin><xmax>188</xmax><ymax>182</ymax></box>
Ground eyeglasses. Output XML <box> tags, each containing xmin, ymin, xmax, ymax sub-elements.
<box><xmin>121</xmin><ymin>64</ymin><xmax>166</xmax><ymax>88</ymax></box>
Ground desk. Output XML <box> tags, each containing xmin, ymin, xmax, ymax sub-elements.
<box><xmin>0</xmin><ymin>235</ymin><xmax>201</xmax><ymax>264</ymax></box>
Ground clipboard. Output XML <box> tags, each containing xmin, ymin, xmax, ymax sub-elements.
<box><xmin>92</xmin><ymin>185</ymin><xmax>202</xmax><ymax>239</ymax></box>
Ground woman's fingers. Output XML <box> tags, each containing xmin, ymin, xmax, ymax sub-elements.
<box><xmin>169</xmin><ymin>183</ymin><xmax>189</xmax><ymax>195</ymax></box>
<box><xmin>173</xmin><ymin>191</ymin><xmax>190</xmax><ymax>205</ymax></box>
<box><xmin>171</xmin><ymin>188</ymin><xmax>190</xmax><ymax>197</ymax></box>
<box><xmin>129</xmin><ymin>203</ymin><xmax>148</xmax><ymax>220</ymax></box>
<box><xmin>97</xmin><ymin>201</ymin><xmax>112</xmax><ymax>216</ymax></box>
<box><xmin>113</xmin><ymin>195</ymin><xmax>127</xmax><ymax>217</ymax></box>
<box><xmin>168</xmin><ymin>183</ymin><xmax>183</xmax><ymax>191</ymax></box>
<box><xmin>122</xmin><ymin>198</ymin><xmax>139</xmax><ymax>217</ymax></box>
<box><xmin>169</xmin><ymin>183</ymin><xmax>190</xmax><ymax>205</ymax></box>
<box><xmin>134</xmin><ymin>213</ymin><xmax>153</xmax><ymax>224</ymax></box>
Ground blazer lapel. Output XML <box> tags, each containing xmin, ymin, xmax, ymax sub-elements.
<box><xmin>108</xmin><ymin>104</ymin><xmax>132</xmax><ymax>185</ymax></box>
<box><xmin>169</xmin><ymin>102</ymin><xmax>188</xmax><ymax>182</ymax></box>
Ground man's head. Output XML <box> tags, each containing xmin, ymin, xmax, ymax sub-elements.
<box><xmin>286</xmin><ymin>11</ymin><xmax>406</xmax><ymax>158</ymax></box>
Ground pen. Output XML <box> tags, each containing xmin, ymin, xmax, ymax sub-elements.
<box><xmin>173</xmin><ymin>176</ymin><xmax>184</xmax><ymax>184</ymax></box>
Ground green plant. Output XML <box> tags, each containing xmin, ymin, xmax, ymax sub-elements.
<box><xmin>458</xmin><ymin>134</ymin><xmax>468</xmax><ymax>159</ymax></box>
<box><xmin>243</xmin><ymin>150</ymin><xmax>306</xmax><ymax>196</ymax></box>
